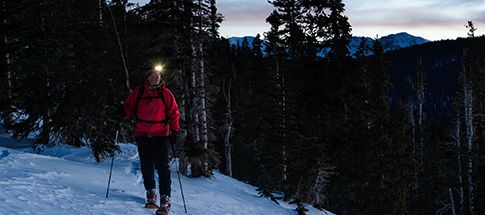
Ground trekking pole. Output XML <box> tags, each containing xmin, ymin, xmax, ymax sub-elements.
<box><xmin>170</xmin><ymin>142</ymin><xmax>188</xmax><ymax>213</ymax></box>
<box><xmin>106</xmin><ymin>130</ymin><xmax>119</xmax><ymax>198</ymax></box>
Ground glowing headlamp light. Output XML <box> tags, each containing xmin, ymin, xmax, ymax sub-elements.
<box><xmin>154</xmin><ymin>64</ymin><xmax>163</xmax><ymax>74</ymax></box>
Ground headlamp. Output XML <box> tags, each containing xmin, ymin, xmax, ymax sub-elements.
<box><xmin>154</xmin><ymin>64</ymin><xmax>163</xmax><ymax>74</ymax></box>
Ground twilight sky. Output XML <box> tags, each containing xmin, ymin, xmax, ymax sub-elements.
<box><xmin>133</xmin><ymin>0</ymin><xmax>485</xmax><ymax>41</ymax></box>
<box><xmin>217</xmin><ymin>0</ymin><xmax>485</xmax><ymax>41</ymax></box>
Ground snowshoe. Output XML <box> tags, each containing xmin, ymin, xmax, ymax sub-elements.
<box><xmin>155</xmin><ymin>195</ymin><xmax>171</xmax><ymax>215</ymax></box>
<box><xmin>145</xmin><ymin>202</ymin><xmax>158</xmax><ymax>209</ymax></box>
<box><xmin>144</xmin><ymin>189</ymin><xmax>158</xmax><ymax>209</ymax></box>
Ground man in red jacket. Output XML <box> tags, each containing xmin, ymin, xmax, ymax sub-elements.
<box><xmin>124</xmin><ymin>68</ymin><xmax>180</xmax><ymax>214</ymax></box>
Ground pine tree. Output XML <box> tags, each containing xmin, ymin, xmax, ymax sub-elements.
<box><xmin>328</xmin><ymin>38</ymin><xmax>414</xmax><ymax>214</ymax></box>
<box><xmin>188</xmin><ymin>0</ymin><xmax>224</xmax><ymax>177</ymax></box>
<box><xmin>451</xmin><ymin>104</ymin><xmax>465</xmax><ymax>214</ymax></box>
<box><xmin>0</xmin><ymin>0</ymin><xmax>15</xmax><ymax>127</ymax></box>
<box><xmin>366</xmin><ymin>38</ymin><xmax>413</xmax><ymax>214</ymax></box>
<box><xmin>458</xmin><ymin>21</ymin><xmax>481</xmax><ymax>215</ymax></box>
<box><xmin>470</xmin><ymin>22</ymin><xmax>485</xmax><ymax>215</ymax></box>
<box><xmin>266</xmin><ymin>10</ymin><xmax>289</xmax><ymax>188</ymax></box>
<box><xmin>407</xmin><ymin>57</ymin><xmax>432</xmax><ymax>214</ymax></box>
<box><xmin>221</xmin><ymin>39</ymin><xmax>235</xmax><ymax>177</ymax></box>
<box><xmin>5</xmin><ymin>0</ymin><xmax>122</xmax><ymax>159</ymax></box>
<box><xmin>266</xmin><ymin>1</ymin><xmax>299</xmax><ymax>202</ymax></box>
<box><xmin>234</xmin><ymin>36</ymin><xmax>284</xmax><ymax>197</ymax></box>
<box><xmin>268</xmin><ymin>0</ymin><xmax>306</xmax><ymax>59</ymax></box>
<box><xmin>266</xmin><ymin>0</ymin><xmax>360</xmax><ymax>210</ymax></box>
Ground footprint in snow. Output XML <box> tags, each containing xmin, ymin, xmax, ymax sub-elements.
<box><xmin>0</xmin><ymin>150</ymin><xmax>10</xmax><ymax>160</ymax></box>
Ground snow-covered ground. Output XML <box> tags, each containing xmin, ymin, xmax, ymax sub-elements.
<box><xmin>0</xmin><ymin>131</ymin><xmax>332</xmax><ymax>215</ymax></box>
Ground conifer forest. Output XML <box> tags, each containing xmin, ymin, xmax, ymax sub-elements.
<box><xmin>1</xmin><ymin>0</ymin><xmax>485</xmax><ymax>214</ymax></box>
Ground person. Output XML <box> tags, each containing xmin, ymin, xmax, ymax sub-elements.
<box><xmin>123</xmin><ymin>68</ymin><xmax>180</xmax><ymax>215</ymax></box>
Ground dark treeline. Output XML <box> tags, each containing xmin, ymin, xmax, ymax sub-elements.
<box><xmin>1</xmin><ymin>0</ymin><xmax>484</xmax><ymax>214</ymax></box>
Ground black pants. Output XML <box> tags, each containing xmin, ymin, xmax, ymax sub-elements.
<box><xmin>136</xmin><ymin>136</ymin><xmax>171</xmax><ymax>197</ymax></box>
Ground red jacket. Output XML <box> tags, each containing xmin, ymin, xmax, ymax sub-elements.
<box><xmin>124</xmin><ymin>81</ymin><xmax>180</xmax><ymax>137</ymax></box>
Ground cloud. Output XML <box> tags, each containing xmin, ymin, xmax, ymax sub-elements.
<box><xmin>218</xmin><ymin>0</ymin><xmax>273</xmax><ymax>36</ymax></box>
<box><xmin>220</xmin><ymin>7</ymin><xmax>272</xmax><ymax>24</ymax></box>
<box><xmin>476</xmin><ymin>12</ymin><xmax>485</xmax><ymax>23</ymax></box>
<box><xmin>346</xmin><ymin>0</ymin><xmax>484</xmax><ymax>10</ymax></box>
<box><xmin>218</xmin><ymin>0</ymin><xmax>272</xmax><ymax>12</ymax></box>
<box><xmin>216</xmin><ymin>0</ymin><xmax>485</xmax><ymax>39</ymax></box>
<box><xmin>345</xmin><ymin>0</ymin><xmax>485</xmax><ymax>29</ymax></box>
<box><xmin>348</xmin><ymin>9</ymin><xmax>462</xmax><ymax>27</ymax></box>
<box><xmin>432</xmin><ymin>0</ymin><xmax>485</xmax><ymax>7</ymax></box>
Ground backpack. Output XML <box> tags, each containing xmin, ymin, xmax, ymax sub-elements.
<box><xmin>133</xmin><ymin>85</ymin><xmax>170</xmax><ymax>124</ymax></box>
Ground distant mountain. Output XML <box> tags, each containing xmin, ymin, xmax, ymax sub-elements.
<box><xmin>228</xmin><ymin>32</ymin><xmax>430</xmax><ymax>56</ymax></box>
<box><xmin>380</xmin><ymin>32</ymin><xmax>430</xmax><ymax>51</ymax></box>
<box><xmin>228</xmin><ymin>36</ymin><xmax>265</xmax><ymax>50</ymax></box>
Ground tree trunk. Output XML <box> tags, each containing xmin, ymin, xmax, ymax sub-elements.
<box><xmin>278</xmin><ymin>56</ymin><xmax>287</xmax><ymax>183</ymax></box>
<box><xmin>450</xmin><ymin>188</ymin><xmax>457</xmax><ymax>215</ymax></box>
<box><xmin>223</xmin><ymin>77</ymin><xmax>233</xmax><ymax>177</ymax></box>
<box><xmin>417</xmin><ymin>71</ymin><xmax>424</xmax><ymax>164</ymax></box>
<box><xmin>179</xmin><ymin>0</ymin><xmax>197</xmax><ymax>176</ymax></box>
<box><xmin>3</xmin><ymin>0</ymin><xmax>13</xmax><ymax>127</ymax></box>
<box><xmin>463</xmin><ymin>65</ymin><xmax>474</xmax><ymax>215</ymax></box>
<box><xmin>409</xmin><ymin>102</ymin><xmax>416</xmax><ymax>156</ymax></box>
<box><xmin>454</xmin><ymin>110</ymin><xmax>465</xmax><ymax>215</ymax></box>
<box><xmin>3</xmin><ymin>0</ymin><xmax>11</xmax><ymax>98</ymax></box>
<box><xmin>197</xmin><ymin>0</ymin><xmax>209</xmax><ymax>175</ymax></box>
<box><xmin>185</xmin><ymin>4</ymin><xmax>203</xmax><ymax>176</ymax></box>
<box><xmin>171</xmin><ymin>0</ymin><xmax>188</xmax><ymax>176</ymax></box>
<box><xmin>181</xmin><ymin>67</ymin><xmax>194</xmax><ymax>176</ymax></box>
<box><xmin>197</xmin><ymin>37</ymin><xmax>209</xmax><ymax>174</ymax></box>
<box><xmin>34</xmin><ymin>0</ymin><xmax>50</xmax><ymax>152</ymax></box>
<box><xmin>190</xmin><ymin>42</ymin><xmax>200</xmax><ymax>142</ymax></box>
<box><xmin>98</xmin><ymin>0</ymin><xmax>103</xmax><ymax>26</ymax></box>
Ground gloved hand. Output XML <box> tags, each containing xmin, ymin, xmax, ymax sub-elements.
<box><xmin>169</xmin><ymin>130</ymin><xmax>178</xmax><ymax>145</ymax></box>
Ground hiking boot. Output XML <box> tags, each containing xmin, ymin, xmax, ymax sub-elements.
<box><xmin>145</xmin><ymin>189</ymin><xmax>158</xmax><ymax>208</ymax></box>
<box><xmin>155</xmin><ymin>195</ymin><xmax>171</xmax><ymax>215</ymax></box>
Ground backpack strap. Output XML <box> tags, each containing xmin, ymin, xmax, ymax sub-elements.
<box><xmin>158</xmin><ymin>87</ymin><xmax>170</xmax><ymax>124</ymax></box>
<box><xmin>133</xmin><ymin>85</ymin><xmax>144</xmax><ymax>120</ymax></box>
<box><xmin>133</xmin><ymin>85</ymin><xmax>170</xmax><ymax>124</ymax></box>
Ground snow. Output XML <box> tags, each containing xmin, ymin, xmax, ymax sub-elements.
<box><xmin>349</xmin><ymin>32</ymin><xmax>430</xmax><ymax>55</ymax></box>
<box><xmin>0</xmin><ymin>129</ymin><xmax>332</xmax><ymax>215</ymax></box>
<box><xmin>379</xmin><ymin>32</ymin><xmax>429</xmax><ymax>52</ymax></box>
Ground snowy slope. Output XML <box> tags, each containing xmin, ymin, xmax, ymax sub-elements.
<box><xmin>0</xmin><ymin>134</ymin><xmax>332</xmax><ymax>215</ymax></box>
<box><xmin>379</xmin><ymin>32</ymin><xmax>429</xmax><ymax>52</ymax></box>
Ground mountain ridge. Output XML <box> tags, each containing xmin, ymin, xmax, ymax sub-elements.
<box><xmin>228</xmin><ymin>32</ymin><xmax>430</xmax><ymax>55</ymax></box>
